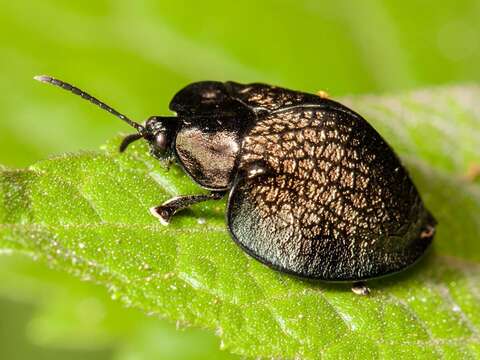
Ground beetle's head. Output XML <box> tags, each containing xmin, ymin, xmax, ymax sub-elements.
<box><xmin>34</xmin><ymin>75</ymin><xmax>179</xmax><ymax>164</ymax></box>
<box><xmin>117</xmin><ymin>115</ymin><xmax>179</xmax><ymax>162</ymax></box>
<box><xmin>141</xmin><ymin>115</ymin><xmax>179</xmax><ymax>161</ymax></box>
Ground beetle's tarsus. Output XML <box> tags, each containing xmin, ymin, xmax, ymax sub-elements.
<box><xmin>351</xmin><ymin>282</ymin><xmax>370</xmax><ymax>296</ymax></box>
<box><xmin>149</xmin><ymin>206</ymin><xmax>171</xmax><ymax>226</ymax></box>
<box><xmin>420</xmin><ymin>225</ymin><xmax>435</xmax><ymax>239</ymax></box>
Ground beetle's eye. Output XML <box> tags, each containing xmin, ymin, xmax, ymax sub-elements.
<box><xmin>155</xmin><ymin>133</ymin><xmax>168</xmax><ymax>151</ymax></box>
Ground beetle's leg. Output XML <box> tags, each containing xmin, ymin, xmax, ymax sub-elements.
<box><xmin>150</xmin><ymin>191</ymin><xmax>226</xmax><ymax>225</ymax></box>
<box><xmin>351</xmin><ymin>281</ymin><xmax>370</xmax><ymax>296</ymax></box>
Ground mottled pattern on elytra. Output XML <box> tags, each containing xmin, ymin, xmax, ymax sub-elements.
<box><xmin>228</xmin><ymin>82</ymin><xmax>322</xmax><ymax>111</ymax></box>
<box><xmin>228</xmin><ymin>107</ymin><xmax>434</xmax><ymax>280</ymax></box>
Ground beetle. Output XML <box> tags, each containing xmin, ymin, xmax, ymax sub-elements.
<box><xmin>34</xmin><ymin>75</ymin><xmax>436</xmax><ymax>295</ymax></box>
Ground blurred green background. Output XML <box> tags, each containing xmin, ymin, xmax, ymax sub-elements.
<box><xmin>0</xmin><ymin>0</ymin><xmax>479</xmax><ymax>359</ymax></box>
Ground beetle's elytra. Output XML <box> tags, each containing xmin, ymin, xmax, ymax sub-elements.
<box><xmin>35</xmin><ymin>75</ymin><xmax>436</xmax><ymax>294</ymax></box>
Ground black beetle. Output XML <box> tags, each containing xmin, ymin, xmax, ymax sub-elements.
<box><xmin>35</xmin><ymin>75</ymin><xmax>436</xmax><ymax>294</ymax></box>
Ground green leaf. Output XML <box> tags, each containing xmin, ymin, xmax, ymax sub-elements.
<box><xmin>1</xmin><ymin>85</ymin><xmax>480</xmax><ymax>359</ymax></box>
<box><xmin>0</xmin><ymin>254</ymin><xmax>237</xmax><ymax>360</ymax></box>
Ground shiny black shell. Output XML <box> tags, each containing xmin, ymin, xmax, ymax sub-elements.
<box><xmin>170</xmin><ymin>81</ymin><xmax>436</xmax><ymax>281</ymax></box>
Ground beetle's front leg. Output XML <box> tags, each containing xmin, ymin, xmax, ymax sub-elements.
<box><xmin>351</xmin><ymin>281</ymin><xmax>370</xmax><ymax>296</ymax></box>
<box><xmin>150</xmin><ymin>191</ymin><xmax>226</xmax><ymax>225</ymax></box>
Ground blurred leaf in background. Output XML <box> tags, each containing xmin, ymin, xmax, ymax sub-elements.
<box><xmin>1</xmin><ymin>0</ymin><xmax>480</xmax><ymax>167</ymax></box>
<box><xmin>0</xmin><ymin>0</ymin><xmax>479</xmax><ymax>359</ymax></box>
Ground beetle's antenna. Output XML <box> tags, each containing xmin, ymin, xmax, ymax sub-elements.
<box><xmin>34</xmin><ymin>75</ymin><xmax>145</xmax><ymax>133</ymax></box>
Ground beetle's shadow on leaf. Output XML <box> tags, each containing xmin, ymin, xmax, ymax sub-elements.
<box><xmin>176</xmin><ymin>203</ymin><xmax>227</xmax><ymax>224</ymax></box>
<box><xmin>172</xmin><ymin>210</ymin><xmax>225</xmax><ymax>225</ymax></box>
<box><xmin>289</xmin><ymin>249</ymin><xmax>438</xmax><ymax>294</ymax></box>
<box><xmin>372</xmin><ymin>248</ymin><xmax>438</xmax><ymax>289</ymax></box>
